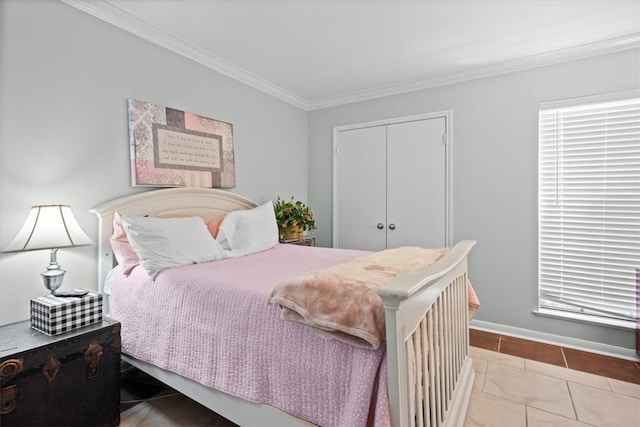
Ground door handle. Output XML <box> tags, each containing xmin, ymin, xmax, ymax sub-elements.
<box><xmin>388</xmin><ymin>223</ymin><xmax>396</xmax><ymax>230</ymax></box>
<box><xmin>377</xmin><ymin>223</ymin><xmax>384</xmax><ymax>230</ymax></box>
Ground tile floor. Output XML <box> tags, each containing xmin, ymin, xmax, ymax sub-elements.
<box><xmin>120</xmin><ymin>329</ymin><xmax>640</xmax><ymax>426</ymax></box>
<box><xmin>469</xmin><ymin>329</ymin><xmax>640</xmax><ymax>385</ymax></box>
<box><xmin>467</xmin><ymin>346</ymin><xmax>639</xmax><ymax>426</ymax></box>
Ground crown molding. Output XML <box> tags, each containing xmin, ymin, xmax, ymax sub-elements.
<box><xmin>308</xmin><ymin>33</ymin><xmax>640</xmax><ymax>110</ymax></box>
<box><xmin>62</xmin><ymin>0</ymin><xmax>311</xmax><ymax>110</ymax></box>
<box><xmin>63</xmin><ymin>1</ymin><xmax>639</xmax><ymax>112</ymax></box>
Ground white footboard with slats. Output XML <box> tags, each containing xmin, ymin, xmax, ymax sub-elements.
<box><xmin>379</xmin><ymin>241</ymin><xmax>475</xmax><ymax>427</ymax></box>
<box><xmin>92</xmin><ymin>188</ymin><xmax>474</xmax><ymax>427</ymax></box>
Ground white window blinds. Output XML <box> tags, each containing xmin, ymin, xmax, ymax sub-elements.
<box><xmin>538</xmin><ymin>91</ymin><xmax>640</xmax><ymax>323</ymax></box>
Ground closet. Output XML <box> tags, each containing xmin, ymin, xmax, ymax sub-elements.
<box><xmin>333</xmin><ymin>113</ymin><xmax>450</xmax><ymax>251</ymax></box>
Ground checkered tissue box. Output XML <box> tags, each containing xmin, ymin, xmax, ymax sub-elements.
<box><xmin>31</xmin><ymin>289</ymin><xmax>103</xmax><ymax>336</ymax></box>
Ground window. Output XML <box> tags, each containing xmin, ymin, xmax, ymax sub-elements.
<box><xmin>538</xmin><ymin>90</ymin><xmax>640</xmax><ymax>327</ymax></box>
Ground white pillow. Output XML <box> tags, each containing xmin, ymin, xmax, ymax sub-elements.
<box><xmin>123</xmin><ymin>216</ymin><xmax>227</xmax><ymax>279</ymax></box>
<box><xmin>217</xmin><ymin>201</ymin><xmax>279</xmax><ymax>256</ymax></box>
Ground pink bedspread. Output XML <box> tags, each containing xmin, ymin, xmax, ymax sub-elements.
<box><xmin>109</xmin><ymin>244</ymin><xmax>391</xmax><ymax>427</ymax></box>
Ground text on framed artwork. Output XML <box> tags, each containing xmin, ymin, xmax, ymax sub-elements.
<box><xmin>152</xmin><ymin>124</ymin><xmax>222</xmax><ymax>172</ymax></box>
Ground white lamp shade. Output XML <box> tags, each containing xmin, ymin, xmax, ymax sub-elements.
<box><xmin>3</xmin><ymin>205</ymin><xmax>94</xmax><ymax>252</ymax></box>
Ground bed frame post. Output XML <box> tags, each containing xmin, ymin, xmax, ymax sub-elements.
<box><xmin>379</xmin><ymin>240</ymin><xmax>476</xmax><ymax>427</ymax></box>
<box><xmin>383</xmin><ymin>295</ymin><xmax>412</xmax><ymax>426</ymax></box>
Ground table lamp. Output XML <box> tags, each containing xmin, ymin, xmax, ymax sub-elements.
<box><xmin>2</xmin><ymin>205</ymin><xmax>94</xmax><ymax>295</ymax></box>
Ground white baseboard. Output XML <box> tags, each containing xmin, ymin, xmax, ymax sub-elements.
<box><xmin>470</xmin><ymin>319</ymin><xmax>640</xmax><ymax>362</ymax></box>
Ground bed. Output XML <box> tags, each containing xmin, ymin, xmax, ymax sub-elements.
<box><xmin>91</xmin><ymin>187</ymin><xmax>476</xmax><ymax>427</ymax></box>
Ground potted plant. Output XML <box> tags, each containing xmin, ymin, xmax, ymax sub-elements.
<box><xmin>273</xmin><ymin>196</ymin><xmax>317</xmax><ymax>241</ymax></box>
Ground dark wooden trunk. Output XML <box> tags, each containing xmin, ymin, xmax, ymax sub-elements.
<box><xmin>0</xmin><ymin>319</ymin><xmax>121</xmax><ymax>426</ymax></box>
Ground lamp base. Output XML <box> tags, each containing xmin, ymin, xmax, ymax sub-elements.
<box><xmin>41</xmin><ymin>249</ymin><xmax>65</xmax><ymax>294</ymax></box>
<box><xmin>41</xmin><ymin>267</ymin><xmax>65</xmax><ymax>294</ymax></box>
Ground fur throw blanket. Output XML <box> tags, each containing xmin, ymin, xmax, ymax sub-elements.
<box><xmin>269</xmin><ymin>246</ymin><xmax>454</xmax><ymax>349</ymax></box>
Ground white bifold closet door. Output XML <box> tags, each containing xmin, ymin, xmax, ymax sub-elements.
<box><xmin>334</xmin><ymin>116</ymin><xmax>447</xmax><ymax>251</ymax></box>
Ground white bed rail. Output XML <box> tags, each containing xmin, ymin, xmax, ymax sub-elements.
<box><xmin>379</xmin><ymin>240</ymin><xmax>475</xmax><ymax>427</ymax></box>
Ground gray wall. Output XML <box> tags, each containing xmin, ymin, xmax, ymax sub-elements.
<box><xmin>308</xmin><ymin>48</ymin><xmax>640</xmax><ymax>351</ymax></box>
<box><xmin>0</xmin><ymin>0</ymin><xmax>308</xmax><ymax>324</ymax></box>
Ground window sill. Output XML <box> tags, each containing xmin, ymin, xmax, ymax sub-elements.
<box><xmin>534</xmin><ymin>308</ymin><xmax>636</xmax><ymax>331</ymax></box>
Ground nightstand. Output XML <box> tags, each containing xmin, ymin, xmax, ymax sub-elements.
<box><xmin>281</xmin><ymin>237</ymin><xmax>316</xmax><ymax>247</ymax></box>
<box><xmin>0</xmin><ymin>318</ymin><xmax>121</xmax><ymax>426</ymax></box>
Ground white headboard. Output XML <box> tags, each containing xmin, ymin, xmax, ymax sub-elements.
<box><xmin>90</xmin><ymin>188</ymin><xmax>258</xmax><ymax>292</ymax></box>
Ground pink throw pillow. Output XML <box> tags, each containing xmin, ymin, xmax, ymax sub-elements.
<box><xmin>110</xmin><ymin>212</ymin><xmax>140</xmax><ymax>275</ymax></box>
<box><xmin>204</xmin><ymin>215</ymin><xmax>225</xmax><ymax>238</ymax></box>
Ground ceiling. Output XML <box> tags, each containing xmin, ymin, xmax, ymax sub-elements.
<box><xmin>65</xmin><ymin>0</ymin><xmax>640</xmax><ymax>110</ymax></box>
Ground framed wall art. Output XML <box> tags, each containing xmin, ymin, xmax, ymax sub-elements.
<box><xmin>128</xmin><ymin>99</ymin><xmax>236</xmax><ymax>188</ymax></box>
